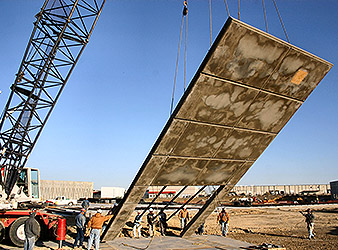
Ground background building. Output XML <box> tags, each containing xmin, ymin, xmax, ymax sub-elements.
<box><xmin>41</xmin><ymin>180</ymin><xmax>93</xmax><ymax>200</ymax></box>
<box><xmin>232</xmin><ymin>184</ymin><xmax>330</xmax><ymax>196</ymax></box>
<box><xmin>101</xmin><ymin>187</ymin><xmax>125</xmax><ymax>199</ymax></box>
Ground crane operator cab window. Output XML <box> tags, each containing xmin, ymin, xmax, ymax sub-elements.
<box><xmin>30</xmin><ymin>169</ymin><xmax>39</xmax><ymax>199</ymax></box>
<box><xmin>16</xmin><ymin>168</ymin><xmax>39</xmax><ymax>199</ymax></box>
<box><xmin>17</xmin><ymin>169</ymin><xmax>29</xmax><ymax>197</ymax></box>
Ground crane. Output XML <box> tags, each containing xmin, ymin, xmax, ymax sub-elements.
<box><xmin>0</xmin><ymin>0</ymin><xmax>105</xmax><ymax>204</ymax></box>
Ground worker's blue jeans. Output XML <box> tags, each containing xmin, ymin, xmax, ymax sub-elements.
<box><xmin>180</xmin><ymin>218</ymin><xmax>188</xmax><ymax>229</ymax></box>
<box><xmin>307</xmin><ymin>223</ymin><xmax>315</xmax><ymax>239</ymax></box>
<box><xmin>221</xmin><ymin>222</ymin><xmax>228</xmax><ymax>236</ymax></box>
<box><xmin>24</xmin><ymin>236</ymin><xmax>35</xmax><ymax>250</ymax></box>
<box><xmin>74</xmin><ymin>227</ymin><xmax>84</xmax><ymax>247</ymax></box>
<box><xmin>87</xmin><ymin>229</ymin><xmax>101</xmax><ymax>250</ymax></box>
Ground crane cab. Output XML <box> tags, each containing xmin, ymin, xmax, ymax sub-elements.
<box><xmin>0</xmin><ymin>167</ymin><xmax>41</xmax><ymax>209</ymax></box>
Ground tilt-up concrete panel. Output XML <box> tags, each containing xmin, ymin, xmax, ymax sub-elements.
<box><xmin>102</xmin><ymin>17</ymin><xmax>332</xmax><ymax>240</ymax></box>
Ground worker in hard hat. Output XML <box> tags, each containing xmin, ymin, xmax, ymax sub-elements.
<box><xmin>147</xmin><ymin>208</ymin><xmax>156</xmax><ymax>237</ymax></box>
<box><xmin>87</xmin><ymin>209</ymin><xmax>113</xmax><ymax>250</ymax></box>
<box><xmin>178</xmin><ymin>207</ymin><xmax>190</xmax><ymax>230</ymax></box>
<box><xmin>217</xmin><ymin>208</ymin><xmax>230</xmax><ymax>237</ymax></box>
<box><xmin>300</xmin><ymin>208</ymin><xmax>315</xmax><ymax>239</ymax></box>
<box><xmin>158</xmin><ymin>210</ymin><xmax>167</xmax><ymax>236</ymax></box>
<box><xmin>133</xmin><ymin>211</ymin><xmax>142</xmax><ymax>238</ymax></box>
<box><xmin>73</xmin><ymin>208</ymin><xmax>86</xmax><ymax>249</ymax></box>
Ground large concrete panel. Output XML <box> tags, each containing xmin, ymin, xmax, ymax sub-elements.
<box><xmin>103</xmin><ymin>17</ymin><xmax>332</xmax><ymax>240</ymax></box>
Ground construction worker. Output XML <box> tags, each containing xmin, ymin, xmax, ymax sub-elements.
<box><xmin>158</xmin><ymin>210</ymin><xmax>167</xmax><ymax>236</ymax></box>
<box><xmin>178</xmin><ymin>207</ymin><xmax>189</xmax><ymax>230</ymax></box>
<box><xmin>73</xmin><ymin>208</ymin><xmax>86</xmax><ymax>249</ymax></box>
<box><xmin>87</xmin><ymin>209</ymin><xmax>113</xmax><ymax>250</ymax></box>
<box><xmin>24</xmin><ymin>209</ymin><xmax>40</xmax><ymax>250</ymax></box>
<box><xmin>81</xmin><ymin>197</ymin><xmax>90</xmax><ymax>211</ymax></box>
<box><xmin>197</xmin><ymin>223</ymin><xmax>204</xmax><ymax>235</ymax></box>
<box><xmin>133</xmin><ymin>211</ymin><xmax>142</xmax><ymax>238</ymax></box>
<box><xmin>300</xmin><ymin>208</ymin><xmax>315</xmax><ymax>239</ymax></box>
<box><xmin>217</xmin><ymin>208</ymin><xmax>230</xmax><ymax>237</ymax></box>
<box><xmin>147</xmin><ymin>208</ymin><xmax>156</xmax><ymax>236</ymax></box>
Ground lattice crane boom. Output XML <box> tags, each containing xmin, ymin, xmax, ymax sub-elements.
<box><xmin>0</xmin><ymin>0</ymin><xmax>105</xmax><ymax>198</ymax></box>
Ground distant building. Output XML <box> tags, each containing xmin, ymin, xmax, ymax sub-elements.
<box><xmin>232</xmin><ymin>184</ymin><xmax>330</xmax><ymax>196</ymax></box>
<box><xmin>144</xmin><ymin>186</ymin><xmax>206</xmax><ymax>199</ymax></box>
<box><xmin>41</xmin><ymin>180</ymin><xmax>93</xmax><ymax>200</ymax></box>
<box><xmin>330</xmin><ymin>181</ymin><xmax>338</xmax><ymax>200</ymax></box>
<box><xmin>101</xmin><ymin>187</ymin><xmax>126</xmax><ymax>199</ymax></box>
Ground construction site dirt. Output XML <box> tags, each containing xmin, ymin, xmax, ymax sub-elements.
<box><xmin>115</xmin><ymin>204</ymin><xmax>338</xmax><ymax>250</ymax></box>
<box><xmin>0</xmin><ymin>204</ymin><xmax>337</xmax><ymax>249</ymax></box>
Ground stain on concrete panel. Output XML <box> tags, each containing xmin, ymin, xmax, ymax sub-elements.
<box><xmin>195</xmin><ymin>161</ymin><xmax>246</xmax><ymax>185</ymax></box>
<box><xmin>237</xmin><ymin>92</ymin><xmax>301</xmax><ymax>133</ymax></box>
<box><xmin>170</xmin><ymin>123</ymin><xmax>230</xmax><ymax>158</ymax></box>
<box><xmin>177</xmin><ymin>75</ymin><xmax>257</xmax><ymax>126</ymax></box>
<box><xmin>154</xmin><ymin>120</ymin><xmax>188</xmax><ymax>155</ymax></box>
<box><xmin>134</xmin><ymin>156</ymin><xmax>167</xmax><ymax>186</ymax></box>
<box><xmin>204</xmin><ymin>21</ymin><xmax>289</xmax><ymax>88</ymax></box>
<box><xmin>263</xmin><ymin>49</ymin><xmax>332</xmax><ymax>100</ymax></box>
<box><xmin>151</xmin><ymin>158</ymin><xmax>208</xmax><ymax>186</ymax></box>
<box><xmin>215</xmin><ymin>130</ymin><xmax>275</xmax><ymax>161</ymax></box>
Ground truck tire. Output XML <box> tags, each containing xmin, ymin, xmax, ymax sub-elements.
<box><xmin>68</xmin><ymin>202</ymin><xmax>74</xmax><ymax>206</ymax></box>
<box><xmin>9</xmin><ymin>217</ymin><xmax>40</xmax><ymax>247</ymax></box>
<box><xmin>0</xmin><ymin>221</ymin><xmax>4</xmax><ymax>243</ymax></box>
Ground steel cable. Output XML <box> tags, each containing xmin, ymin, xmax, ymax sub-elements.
<box><xmin>224</xmin><ymin>0</ymin><xmax>230</xmax><ymax>17</ymax></box>
<box><xmin>209</xmin><ymin>0</ymin><xmax>212</xmax><ymax>46</ymax></box>
<box><xmin>170</xmin><ymin>1</ymin><xmax>188</xmax><ymax>114</ymax></box>
<box><xmin>272</xmin><ymin>0</ymin><xmax>290</xmax><ymax>42</ymax></box>
<box><xmin>262</xmin><ymin>0</ymin><xmax>268</xmax><ymax>32</ymax></box>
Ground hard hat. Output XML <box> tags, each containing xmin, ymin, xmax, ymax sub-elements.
<box><xmin>149</xmin><ymin>208</ymin><xmax>153</xmax><ymax>212</ymax></box>
<box><xmin>97</xmin><ymin>209</ymin><xmax>102</xmax><ymax>214</ymax></box>
<box><xmin>81</xmin><ymin>208</ymin><xmax>86</xmax><ymax>212</ymax></box>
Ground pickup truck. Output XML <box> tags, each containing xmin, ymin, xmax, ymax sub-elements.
<box><xmin>46</xmin><ymin>196</ymin><xmax>77</xmax><ymax>206</ymax></box>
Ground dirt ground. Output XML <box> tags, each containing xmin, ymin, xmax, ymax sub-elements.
<box><xmin>3</xmin><ymin>204</ymin><xmax>336</xmax><ymax>249</ymax></box>
<box><xmin>119</xmin><ymin>204</ymin><xmax>338</xmax><ymax>250</ymax></box>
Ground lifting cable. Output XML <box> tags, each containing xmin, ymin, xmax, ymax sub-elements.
<box><xmin>238</xmin><ymin>0</ymin><xmax>240</xmax><ymax>20</ymax></box>
<box><xmin>262</xmin><ymin>0</ymin><xmax>268</xmax><ymax>32</ymax></box>
<box><xmin>184</xmin><ymin>1</ymin><xmax>188</xmax><ymax>92</ymax></box>
<box><xmin>272</xmin><ymin>0</ymin><xmax>290</xmax><ymax>43</ymax></box>
<box><xmin>170</xmin><ymin>0</ymin><xmax>188</xmax><ymax>115</ymax></box>
<box><xmin>224</xmin><ymin>0</ymin><xmax>230</xmax><ymax>17</ymax></box>
<box><xmin>209</xmin><ymin>0</ymin><xmax>213</xmax><ymax>46</ymax></box>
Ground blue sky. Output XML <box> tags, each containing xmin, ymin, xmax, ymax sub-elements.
<box><xmin>0</xmin><ymin>0</ymin><xmax>337</xmax><ymax>189</ymax></box>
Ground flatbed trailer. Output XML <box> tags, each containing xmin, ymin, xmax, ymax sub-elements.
<box><xmin>0</xmin><ymin>209</ymin><xmax>62</xmax><ymax>247</ymax></box>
